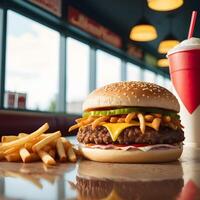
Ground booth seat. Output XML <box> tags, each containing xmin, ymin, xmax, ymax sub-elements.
<box><xmin>0</xmin><ymin>110</ymin><xmax>80</xmax><ymax>136</ymax></box>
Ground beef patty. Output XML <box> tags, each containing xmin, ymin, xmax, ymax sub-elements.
<box><xmin>77</xmin><ymin>125</ymin><xmax>184</xmax><ymax>145</ymax></box>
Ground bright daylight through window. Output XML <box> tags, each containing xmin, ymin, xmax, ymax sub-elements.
<box><xmin>126</xmin><ymin>62</ymin><xmax>142</xmax><ymax>81</ymax></box>
<box><xmin>66</xmin><ymin>38</ymin><xmax>90</xmax><ymax>114</ymax></box>
<box><xmin>144</xmin><ymin>69</ymin><xmax>156</xmax><ymax>83</ymax></box>
<box><xmin>96</xmin><ymin>50</ymin><xmax>121</xmax><ymax>88</ymax></box>
<box><xmin>5</xmin><ymin>11</ymin><xmax>59</xmax><ymax>111</ymax></box>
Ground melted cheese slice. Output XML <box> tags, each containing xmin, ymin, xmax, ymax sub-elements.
<box><xmin>102</xmin><ymin>122</ymin><xmax>140</xmax><ymax>141</ymax></box>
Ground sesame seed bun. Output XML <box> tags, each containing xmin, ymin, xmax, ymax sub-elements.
<box><xmin>80</xmin><ymin>144</ymin><xmax>183</xmax><ymax>163</ymax></box>
<box><xmin>83</xmin><ymin>81</ymin><xmax>180</xmax><ymax>112</ymax></box>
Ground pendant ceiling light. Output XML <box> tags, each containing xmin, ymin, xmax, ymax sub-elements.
<box><xmin>130</xmin><ymin>19</ymin><xmax>158</xmax><ymax>42</ymax></box>
<box><xmin>157</xmin><ymin>58</ymin><xmax>169</xmax><ymax>67</ymax></box>
<box><xmin>147</xmin><ymin>0</ymin><xmax>184</xmax><ymax>11</ymax></box>
<box><xmin>158</xmin><ymin>34</ymin><xmax>179</xmax><ymax>54</ymax></box>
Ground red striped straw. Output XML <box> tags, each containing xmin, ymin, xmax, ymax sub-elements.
<box><xmin>188</xmin><ymin>11</ymin><xmax>198</xmax><ymax>39</ymax></box>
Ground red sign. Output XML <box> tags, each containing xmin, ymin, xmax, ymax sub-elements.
<box><xmin>4</xmin><ymin>91</ymin><xmax>16</xmax><ymax>109</ymax></box>
<box><xmin>29</xmin><ymin>0</ymin><xmax>61</xmax><ymax>16</ymax></box>
<box><xmin>68</xmin><ymin>7</ymin><xmax>122</xmax><ymax>48</ymax></box>
<box><xmin>127</xmin><ymin>44</ymin><xmax>143</xmax><ymax>60</ymax></box>
<box><xmin>17</xmin><ymin>93</ymin><xmax>27</xmax><ymax>109</ymax></box>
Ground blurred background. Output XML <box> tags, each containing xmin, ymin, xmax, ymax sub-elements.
<box><xmin>0</xmin><ymin>0</ymin><xmax>199</xmax><ymax>115</ymax></box>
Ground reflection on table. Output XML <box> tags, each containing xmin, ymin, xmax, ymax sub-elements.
<box><xmin>0</xmin><ymin>162</ymin><xmax>77</xmax><ymax>200</ymax></box>
<box><xmin>0</xmin><ymin>146</ymin><xmax>199</xmax><ymax>200</ymax></box>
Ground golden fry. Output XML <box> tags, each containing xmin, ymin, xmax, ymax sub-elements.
<box><xmin>92</xmin><ymin>116</ymin><xmax>109</xmax><ymax>130</ymax></box>
<box><xmin>32</xmin><ymin>131</ymin><xmax>61</xmax><ymax>152</ymax></box>
<box><xmin>38</xmin><ymin>150</ymin><xmax>56</xmax><ymax>165</ymax></box>
<box><xmin>5</xmin><ymin>152</ymin><xmax>21</xmax><ymax>162</ymax></box>
<box><xmin>144</xmin><ymin>114</ymin><xmax>154</xmax><ymax>122</ymax></box>
<box><xmin>56</xmin><ymin>138</ymin><xmax>67</xmax><ymax>162</ymax></box>
<box><xmin>0</xmin><ymin>152</ymin><xmax>4</xmax><ymax>160</ymax></box>
<box><xmin>0</xmin><ymin>123</ymin><xmax>49</xmax><ymax>151</ymax></box>
<box><xmin>75</xmin><ymin>117</ymin><xmax>87</xmax><ymax>123</ymax></box>
<box><xmin>67</xmin><ymin>146</ymin><xmax>77</xmax><ymax>162</ymax></box>
<box><xmin>80</xmin><ymin>116</ymin><xmax>96</xmax><ymax>125</ymax></box>
<box><xmin>29</xmin><ymin>153</ymin><xmax>40</xmax><ymax>162</ymax></box>
<box><xmin>4</xmin><ymin>146</ymin><xmax>19</xmax><ymax>155</ymax></box>
<box><xmin>24</xmin><ymin>138</ymin><xmax>41</xmax><ymax>151</ymax></box>
<box><xmin>60</xmin><ymin>137</ymin><xmax>71</xmax><ymax>148</ymax></box>
<box><xmin>151</xmin><ymin>118</ymin><xmax>161</xmax><ymax>131</ymax></box>
<box><xmin>117</xmin><ymin>117</ymin><xmax>125</xmax><ymax>123</ymax></box>
<box><xmin>137</xmin><ymin>113</ymin><xmax>145</xmax><ymax>134</ymax></box>
<box><xmin>48</xmin><ymin>149</ymin><xmax>56</xmax><ymax>159</ymax></box>
<box><xmin>19</xmin><ymin>147</ymin><xmax>31</xmax><ymax>163</ymax></box>
<box><xmin>125</xmin><ymin>112</ymin><xmax>136</xmax><ymax>123</ymax></box>
<box><xmin>68</xmin><ymin>124</ymin><xmax>81</xmax><ymax>132</ymax></box>
<box><xmin>110</xmin><ymin>117</ymin><xmax>118</xmax><ymax>123</ymax></box>
<box><xmin>42</xmin><ymin>145</ymin><xmax>52</xmax><ymax>152</ymax></box>
<box><xmin>18</xmin><ymin>133</ymin><xmax>28</xmax><ymax>138</ymax></box>
<box><xmin>1</xmin><ymin>135</ymin><xmax>18</xmax><ymax>143</ymax></box>
<box><xmin>60</xmin><ymin>138</ymin><xmax>70</xmax><ymax>159</ymax></box>
<box><xmin>0</xmin><ymin>123</ymin><xmax>79</xmax><ymax>165</ymax></box>
<box><xmin>24</xmin><ymin>143</ymin><xmax>34</xmax><ymax>152</ymax></box>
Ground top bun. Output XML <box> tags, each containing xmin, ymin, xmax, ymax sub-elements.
<box><xmin>83</xmin><ymin>81</ymin><xmax>180</xmax><ymax>112</ymax></box>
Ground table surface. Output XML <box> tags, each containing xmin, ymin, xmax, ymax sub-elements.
<box><xmin>0</xmin><ymin>138</ymin><xmax>200</xmax><ymax>200</ymax></box>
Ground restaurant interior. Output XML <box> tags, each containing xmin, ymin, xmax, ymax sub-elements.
<box><xmin>0</xmin><ymin>0</ymin><xmax>200</xmax><ymax>199</ymax></box>
<box><xmin>0</xmin><ymin>0</ymin><xmax>199</xmax><ymax>131</ymax></box>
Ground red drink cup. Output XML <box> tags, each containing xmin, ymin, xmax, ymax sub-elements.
<box><xmin>168</xmin><ymin>47</ymin><xmax>200</xmax><ymax>146</ymax></box>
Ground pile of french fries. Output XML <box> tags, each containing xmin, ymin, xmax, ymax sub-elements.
<box><xmin>0</xmin><ymin>123</ymin><xmax>81</xmax><ymax>165</ymax></box>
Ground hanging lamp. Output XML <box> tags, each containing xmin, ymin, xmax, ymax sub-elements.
<box><xmin>147</xmin><ymin>0</ymin><xmax>184</xmax><ymax>11</ymax></box>
<box><xmin>158</xmin><ymin>34</ymin><xmax>179</xmax><ymax>54</ymax></box>
<box><xmin>157</xmin><ymin>58</ymin><xmax>169</xmax><ymax>67</ymax></box>
<box><xmin>130</xmin><ymin>18</ymin><xmax>158</xmax><ymax>42</ymax></box>
<box><xmin>158</xmin><ymin>15</ymin><xmax>179</xmax><ymax>54</ymax></box>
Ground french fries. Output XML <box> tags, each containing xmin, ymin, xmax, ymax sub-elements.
<box><xmin>0</xmin><ymin>123</ymin><xmax>49</xmax><ymax>152</ymax></box>
<box><xmin>137</xmin><ymin>113</ymin><xmax>145</xmax><ymax>134</ymax></box>
<box><xmin>56</xmin><ymin>138</ymin><xmax>67</xmax><ymax>162</ymax></box>
<box><xmin>29</xmin><ymin>153</ymin><xmax>40</xmax><ymax>162</ymax></box>
<box><xmin>0</xmin><ymin>123</ymin><xmax>80</xmax><ymax>165</ymax></box>
<box><xmin>38</xmin><ymin>150</ymin><xmax>56</xmax><ymax>165</ymax></box>
<box><xmin>67</xmin><ymin>146</ymin><xmax>77</xmax><ymax>162</ymax></box>
<box><xmin>5</xmin><ymin>152</ymin><xmax>21</xmax><ymax>162</ymax></box>
<box><xmin>32</xmin><ymin>131</ymin><xmax>61</xmax><ymax>152</ymax></box>
<box><xmin>92</xmin><ymin>116</ymin><xmax>109</xmax><ymax>130</ymax></box>
<box><xmin>125</xmin><ymin>112</ymin><xmax>136</xmax><ymax>123</ymax></box>
<box><xmin>19</xmin><ymin>147</ymin><xmax>31</xmax><ymax>163</ymax></box>
<box><xmin>48</xmin><ymin>149</ymin><xmax>56</xmax><ymax>159</ymax></box>
<box><xmin>4</xmin><ymin>146</ymin><xmax>20</xmax><ymax>155</ymax></box>
<box><xmin>1</xmin><ymin>135</ymin><xmax>18</xmax><ymax>143</ymax></box>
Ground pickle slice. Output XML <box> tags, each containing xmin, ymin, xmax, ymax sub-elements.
<box><xmin>83</xmin><ymin>107</ymin><xmax>179</xmax><ymax>119</ymax></box>
<box><xmin>83</xmin><ymin>108</ymin><xmax>139</xmax><ymax>117</ymax></box>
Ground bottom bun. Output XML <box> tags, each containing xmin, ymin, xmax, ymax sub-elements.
<box><xmin>80</xmin><ymin>145</ymin><xmax>183</xmax><ymax>163</ymax></box>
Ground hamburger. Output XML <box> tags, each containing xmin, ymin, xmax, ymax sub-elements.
<box><xmin>69</xmin><ymin>81</ymin><xmax>184</xmax><ymax>163</ymax></box>
<box><xmin>76</xmin><ymin>160</ymin><xmax>184</xmax><ymax>200</ymax></box>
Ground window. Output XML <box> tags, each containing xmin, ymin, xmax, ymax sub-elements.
<box><xmin>165</xmin><ymin>78</ymin><xmax>172</xmax><ymax>91</ymax></box>
<box><xmin>126</xmin><ymin>62</ymin><xmax>142</xmax><ymax>81</ymax></box>
<box><xmin>156</xmin><ymin>74</ymin><xmax>165</xmax><ymax>87</ymax></box>
<box><xmin>96</xmin><ymin>50</ymin><xmax>121</xmax><ymax>88</ymax></box>
<box><xmin>143</xmin><ymin>69</ymin><xmax>156</xmax><ymax>83</ymax></box>
<box><xmin>5</xmin><ymin>11</ymin><xmax>59</xmax><ymax>111</ymax></box>
<box><xmin>66</xmin><ymin>38</ymin><xmax>89</xmax><ymax>114</ymax></box>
